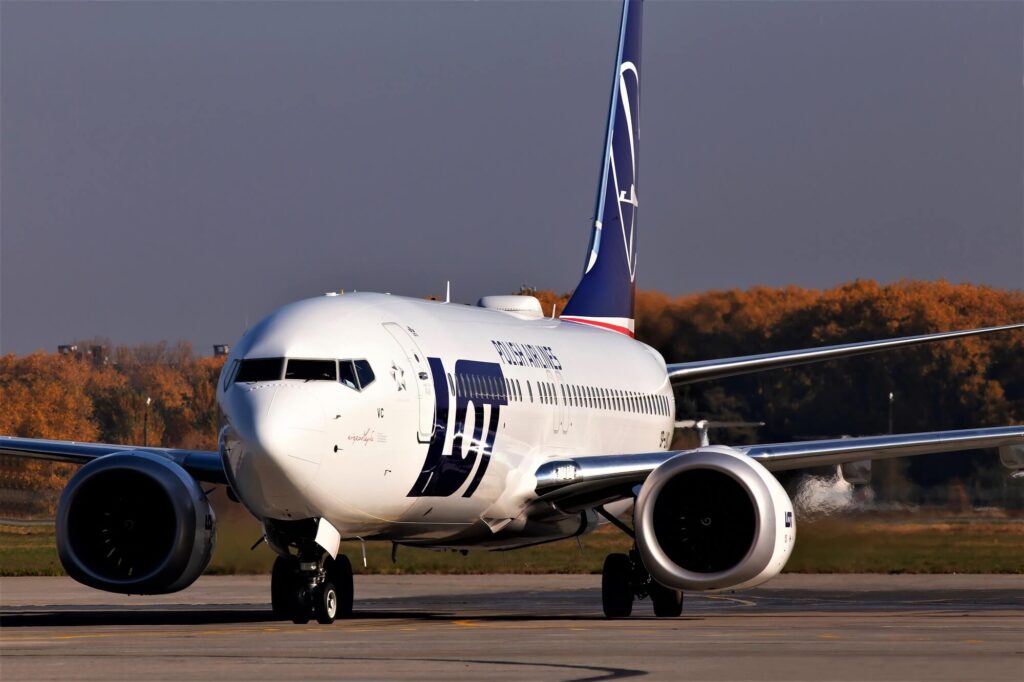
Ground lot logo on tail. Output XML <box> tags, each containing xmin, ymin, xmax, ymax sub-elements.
<box><xmin>561</xmin><ymin>0</ymin><xmax>643</xmax><ymax>336</ymax></box>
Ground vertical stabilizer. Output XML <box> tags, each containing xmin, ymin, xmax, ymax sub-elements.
<box><xmin>561</xmin><ymin>0</ymin><xmax>643</xmax><ymax>337</ymax></box>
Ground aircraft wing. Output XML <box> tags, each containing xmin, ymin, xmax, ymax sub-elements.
<box><xmin>534</xmin><ymin>425</ymin><xmax>1024</xmax><ymax>510</ymax></box>
<box><xmin>0</xmin><ymin>436</ymin><xmax>226</xmax><ymax>484</ymax></box>
<box><xmin>667</xmin><ymin>323</ymin><xmax>1023</xmax><ymax>385</ymax></box>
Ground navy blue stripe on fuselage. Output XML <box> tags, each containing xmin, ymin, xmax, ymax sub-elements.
<box><xmin>406</xmin><ymin>358</ymin><xmax>507</xmax><ymax>498</ymax></box>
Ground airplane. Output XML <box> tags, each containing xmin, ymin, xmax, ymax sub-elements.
<box><xmin>2</xmin><ymin>0</ymin><xmax>1022</xmax><ymax>624</ymax></box>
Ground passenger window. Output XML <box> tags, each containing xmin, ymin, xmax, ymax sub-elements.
<box><xmin>527</xmin><ymin>381</ymin><xmax>534</xmax><ymax>403</ymax></box>
<box><xmin>354</xmin><ymin>359</ymin><xmax>375</xmax><ymax>388</ymax></box>
<box><xmin>447</xmin><ymin>373</ymin><xmax>455</xmax><ymax>396</ymax></box>
<box><xmin>338</xmin><ymin>360</ymin><xmax>358</xmax><ymax>389</ymax></box>
<box><xmin>235</xmin><ymin>357</ymin><xmax>285</xmax><ymax>383</ymax></box>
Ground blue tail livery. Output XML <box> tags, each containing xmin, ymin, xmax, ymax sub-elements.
<box><xmin>561</xmin><ymin>0</ymin><xmax>643</xmax><ymax>337</ymax></box>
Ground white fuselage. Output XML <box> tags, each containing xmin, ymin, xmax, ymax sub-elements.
<box><xmin>218</xmin><ymin>293</ymin><xmax>674</xmax><ymax>549</ymax></box>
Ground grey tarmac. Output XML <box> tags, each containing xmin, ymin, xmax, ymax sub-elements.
<box><xmin>1</xmin><ymin>574</ymin><xmax>1022</xmax><ymax>681</ymax></box>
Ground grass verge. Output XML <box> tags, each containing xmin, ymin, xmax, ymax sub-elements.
<box><xmin>3</xmin><ymin>512</ymin><xmax>1022</xmax><ymax>577</ymax></box>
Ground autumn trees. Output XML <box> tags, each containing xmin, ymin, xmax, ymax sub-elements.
<box><xmin>0</xmin><ymin>342</ymin><xmax>226</xmax><ymax>515</ymax></box>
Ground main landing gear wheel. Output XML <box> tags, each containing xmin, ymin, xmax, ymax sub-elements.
<box><xmin>650</xmin><ymin>582</ymin><xmax>683</xmax><ymax>617</ymax></box>
<box><xmin>602</xmin><ymin>553</ymin><xmax>634</xmax><ymax>618</ymax></box>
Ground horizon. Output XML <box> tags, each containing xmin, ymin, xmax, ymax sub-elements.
<box><xmin>4</xmin><ymin>278</ymin><xmax>1020</xmax><ymax>358</ymax></box>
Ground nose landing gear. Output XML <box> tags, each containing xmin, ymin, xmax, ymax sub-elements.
<box><xmin>271</xmin><ymin>552</ymin><xmax>354</xmax><ymax>624</ymax></box>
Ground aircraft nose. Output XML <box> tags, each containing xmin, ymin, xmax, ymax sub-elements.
<box><xmin>222</xmin><ymin>385</ymin><xmax>328</xmax><ymax>519</ymax></box>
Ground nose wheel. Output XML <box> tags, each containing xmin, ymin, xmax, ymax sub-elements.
<box><xmin>314</xmin><ymin>581</ymin><xmax>339</xmax><ymax>624</ymax></box>
<box><xmin>271</xmin><ymin>552</ymin><xmax>353</xmax><ymax>624</ymax></box>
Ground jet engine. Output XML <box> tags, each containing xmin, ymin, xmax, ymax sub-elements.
<box><xmin>55</xmin><ymin>451</ymin><xmax>216</xmax><ymax>594</ymax></box>
<box><xmin>635</xmin><ymin>446</ymin><xmax>795</xmax><ymax>592</ymax></box>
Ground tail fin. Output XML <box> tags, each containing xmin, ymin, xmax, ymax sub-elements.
<box><xmin>561</xmin><ymin>0</ymin><xmax>643</xmax><ymax>337</ymax></box>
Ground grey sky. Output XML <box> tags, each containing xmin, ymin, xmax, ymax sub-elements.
<box><xmin>2</xmin><ymin>0</ymin><xmax>1021</xmax><ymax>355</ymax></box>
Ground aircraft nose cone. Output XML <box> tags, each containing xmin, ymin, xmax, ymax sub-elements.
<box><xmin>222</xmin><ymin>385</ymin><xmax>328</xmax><ymax>519</ymax></box>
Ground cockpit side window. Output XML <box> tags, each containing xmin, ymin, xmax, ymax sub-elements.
<box><xmin>285</xmin><ymin>359</ymin><xmax>337</xmax><ymax>381</ymax></box>
<box><xmin>222</xmin><ymin>359</ymin><xmax>240</xmax><ymax>391</ymax></box>
<box><xmin>354</xmin><ymin>360</ymin><xmax>375</xmax><ymax>389</ymax></box>
<box><xmin>338</xmin><ymin>359</ymin><xmax>375</xmax><ymax>391</ymax></box>
<box><xmin>339</xmin><ymin>361</ymin><xmax>358</xmax><ymax>389</ymax></box>
<box><xmin>235</xmin><ymin>357</ymin><xmax>284</xmax><ymax>383</ymax></box>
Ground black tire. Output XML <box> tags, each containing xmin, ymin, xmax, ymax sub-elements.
<box><xmin>650</xmin><ymin>582</ymin><xmax>683</xmax><ymax>617</ymax></box>
<box><xmin>325</xmin><ymin>554</ymin><xmax>354</xmax><ymax>618</ymax></box>
<box><xmin>602</xmin><ymin>553</ymin><xmax>633</xmax><ymax>618</ymax></box>
<box><xmin>314</xmin><ymin>581</ymin><xmax>339</xmax><ymax>624</ymax></box>
<box><xmin>271</xmin><ymin>555</ymin><xmax>297</xmax><ymax>619</ymax></box>
<box><xmin>290</xmin><ymin>583</ymin><xmax>311</xmax><ymax>625</ymax></box>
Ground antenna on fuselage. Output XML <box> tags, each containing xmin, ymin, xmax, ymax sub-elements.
<box><xmin>445</xmin><ymin>280</ymin><xmax>451</xmax><ymax>304</ymax></box>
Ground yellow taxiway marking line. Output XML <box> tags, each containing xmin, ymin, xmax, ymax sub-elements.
<box><xmin>818</xmin><ymin>633</ymin><xmax>842</xmax><ymax>640</ymax></box>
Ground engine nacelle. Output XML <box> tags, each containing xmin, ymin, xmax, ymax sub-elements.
<box><xmin>635</xmin><ymin>446</ymin><xmax>795</xmax><ymax>592</ymax></box>
<box><xmin>55</xmin><ymin>452</ymin><xmax>216</xmax><ymax>594</ymax></box>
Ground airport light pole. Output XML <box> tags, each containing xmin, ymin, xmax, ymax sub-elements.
<box><xmin>144</xmin><ymin>396</ymin><xmax>152</xmax><ymax>446</ymax></box>
<box><xmin>888</xmin><ymin>391</ymin><xmax>894</xmax><ymax>435</ymax></box>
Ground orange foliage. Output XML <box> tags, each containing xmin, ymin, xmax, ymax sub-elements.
<box><xmin>0</xmin><ymin>344</ymin><xmax>226</xmax><ymax>514</ymax></box>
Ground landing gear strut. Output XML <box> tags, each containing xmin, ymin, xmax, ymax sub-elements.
<box><xmin>596</xmin><ymin>502</ymin><xmax>683</xmax><ymax>619</ymax></box>
<box><xmin>271</xmin><ymin>552</ymin><xmax>354</xmax><ymax>624</ymax></box>
<box><xmin>601</xmin><ymin>548</ymin><xmax>683</xmax><ymax>618</ymax></box>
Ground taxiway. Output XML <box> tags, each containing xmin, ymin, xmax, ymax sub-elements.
<box><xmin>1</xmin><ymin>574</ymin><xmax>1021</xmax><ymax>680</ymax></box>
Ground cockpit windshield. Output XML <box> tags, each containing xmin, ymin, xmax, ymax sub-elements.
<box><xmin>234</xmin><ymin>358</ymin><xmax>284</xmax><ymax>383</ymax></box>
<box><xmin>231</xmin><ymin>357</ymin><xmax>374</xmax><ymax>387</ymax></box>
<box><xmin>285</xmin><ymin>359</ymin><xmax>337</xmax><ymax>381</ymax></box>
